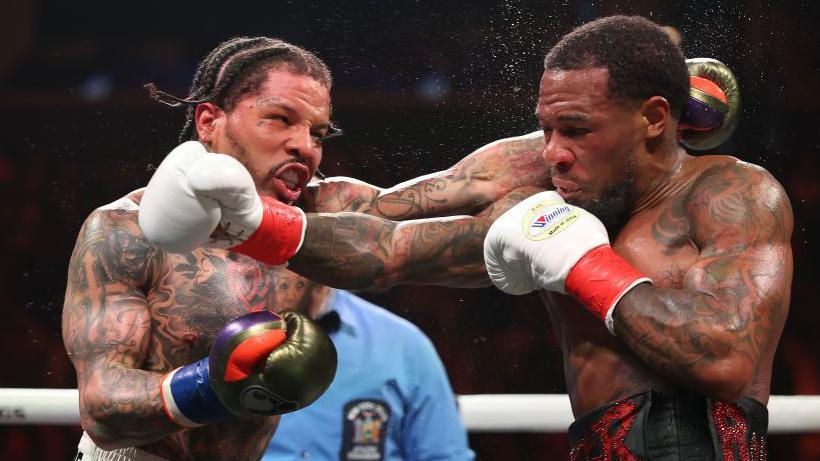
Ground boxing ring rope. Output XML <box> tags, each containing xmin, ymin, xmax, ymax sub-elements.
<box><xmin>1</xmin><ymin>389</ymin><xmax>820</xmax><ymax>433</ymax></box>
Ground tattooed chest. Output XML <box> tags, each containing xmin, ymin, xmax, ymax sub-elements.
<box><xmin>614</xmin><ymin>203</ymin><xmax>699</xmax><ymax>289</ymax></box>
<box><xmin>144</xmin><ymin>251</ymin><xmax>284</xmax><ymax>369</ymax></box>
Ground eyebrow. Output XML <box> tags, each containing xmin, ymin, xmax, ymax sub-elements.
<box><xmin>556</xmin><ymin>113</ymin><xmax>590</xmax><ymax>122</ymax></box>
<box><xmin>258</xmin><ymin>99</ymin><xmax>330</xmax><ymax>131</ymax></box>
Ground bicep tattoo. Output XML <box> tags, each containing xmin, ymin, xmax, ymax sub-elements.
<box><xmin>63</xmin><ymin>210</ymin><xmax>158</xmax><ymax>383</ymax></box>
<box><xmin>616</xmin><ymin>163</ymin><xmax>792</xmax><ymax>375</ymax></box>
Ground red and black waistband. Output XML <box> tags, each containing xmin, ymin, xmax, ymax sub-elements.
<box><xmin>568</xmin><ymin>390</ymin><xmax>768</xmax><ymax>460</ymax></box>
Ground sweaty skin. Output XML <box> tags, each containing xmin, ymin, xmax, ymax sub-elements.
<box><xmin>290</xmin><ymin>131</ymin><xmax>550</xmax><ymax>289</ymax></box>
<box><xmin>62</xmin><ymin>132</ymin><xmax>546</xmax><ymax>460</ymax></box>
<box><xmin>302</xmin><ymin>144</ymin><xmax>791</xmax><ymax>419</ymax></box>
<box><xmin>530</xmin><ymin>66</ymin><xmax>792</xmax><ymax>417</ymax></box>
<box><xmin>292</xmin><ymin>65</ymin><xmax>791</xmax><ymax>421</ymax></box>
<box><xmin>545</xmin><ymin>155</ymin><xmax>792</xmax><ymax>415</ymax></box>
<box><xmin>63</xmin><ymin>67</ymin><xmax>338</xmax><ymax>460</ymax></box>
<box><xmin>63</xmin><ymin>195</ymin><xmax>280</xmax><ymax>460</ymax></box>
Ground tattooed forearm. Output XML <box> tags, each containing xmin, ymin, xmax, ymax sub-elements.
<box><xmin>614</xmin><ymin>162</ymin><xmax>793</xmax><ymax>400</ymax></box>
<box><xmin>374</xmin><ymin>133</ymin><xmax>548</xmax><ymax>219</ymax></box>
<box><xmin>290</xmin><ymin>186</ymin><xmax>539</xmax><ymax>290</ymax></box>
<box><xmin>474</xmin><ymin>186</ymin><xmax>543</xmax><ymax>220</ymax></box>
<box><xmin>79</xmin><ymin>366</ymin><xmax>176</xmax><ymax>447</ymax></box>
<box><xmin>614</xmin><ymin>268</ymin><xmax>788</xmax><ymax>400</ymax></box>
<box><xmin>305</xmin><ymin>178</ymin><xmax>382</xmax><ymax>214</ymax></box>
<box><xmin>288</xmin><ymin>213</ymin><xmax>491</xmax><ymax>290</ymax></box>
<box><xmin>309</xmin><ymin>131</ymin><xmax>549</xmax><ymax>220</ymax></box>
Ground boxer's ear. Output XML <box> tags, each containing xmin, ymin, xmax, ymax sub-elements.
<box><xmin>195</xmin><ymin>102</ymin><xmax>224</xmax><ymax>144</ymax></box>
<box><xmin>640</xmin><ymin>96</ymin><xmax>671</xmax><ymax>139</ymax></box>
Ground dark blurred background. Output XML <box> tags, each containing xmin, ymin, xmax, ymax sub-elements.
<box><xmin>1</xmin><ymin>0</ymin><xmax>818</xmax><ymax>459</ymax></box>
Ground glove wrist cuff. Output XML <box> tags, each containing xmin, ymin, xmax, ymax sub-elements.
<box><xmin>565</xmin><ymin>245</ymin><xmax>652</xmax><ymax>334</ymax></box>
<box><xmin>230</xmin><ymin>196</ymin><xmax>306</xmax><ymax>266</ymax></box>
<box><xmin>160</xmin><ymin>358</ymin><xmax>233</xmax><ymax>428</ymax></box>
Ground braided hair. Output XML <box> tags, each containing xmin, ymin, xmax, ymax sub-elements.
<box><xmin>145</xmin><ymin>37</ymin><xmax>332</xmax><ymax>142</ymax></box>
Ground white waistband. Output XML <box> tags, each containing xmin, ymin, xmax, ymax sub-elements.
<box><xmin>78</xmin><ymin>432</ymin><xmax>170</xmax><ymax>461</ymax></box>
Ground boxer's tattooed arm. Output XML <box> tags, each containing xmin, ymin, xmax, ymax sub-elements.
<box><xmin>303</xmin><ymin>177</ymin><xmax>383</xmax><ymax>214</ymax></box>
<box><xmin>614</xmin><ymin>162</ymin><xmax>793</xmax><ymax>400</ymax></box>
<box><xmin>62</xmin><ymin>207</ymin><xmax>178</xmax><ymax>448</ymax></box>
<box><xmin>290</xmin><ymin>187</ymin><xmax>540</xmax><ymax>290</ymax></box>
<box><xmin>307</xmin><ymin>131</ymin><xmax>549</xmax><ymax>218</ymax></box>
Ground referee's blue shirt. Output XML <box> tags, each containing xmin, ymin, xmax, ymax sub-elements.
<box><xmin>263</xmin><ymin>290</ymin><xmax>474</xmax><ymax>461</ymax></box>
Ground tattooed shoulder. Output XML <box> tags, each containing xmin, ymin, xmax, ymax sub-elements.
<box><xmin>70</xmin><ymin>197</ymin><xmax>160</xmax><ymax>290</ymax></box>
<box><xmin>684</xmin><ymin>159</ymin><xmax>793</xmax><ymax>249</ymax></box>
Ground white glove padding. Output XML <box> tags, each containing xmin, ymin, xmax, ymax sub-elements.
<box><xmin>138</xmin><ymin>141</ymin><xmax>230</xmax><ymax>253</ymax></box>
<box><xmin>483</xmin><ymin>190</ymin><xmax>652</xmax><ymax>334</ymax></box>
<box><xmin>483</xmin><ymin>191</ymin><xmax>609</xmax><ymax>295</ymax></box>
<box><xmin>185</xmin><ymin>152</ymin><xmax>264</xmax><ymax>249</ymax></box>
<box><xmin>139</xmin><ymin>142</ymin><xmax>305</xmax><ymax>266</ymax></box>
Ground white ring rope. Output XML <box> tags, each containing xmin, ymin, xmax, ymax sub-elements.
<box><xmin>1</xmin><ymin>389</ymin><xmax>819</xmax><ymax>434</ymax></box>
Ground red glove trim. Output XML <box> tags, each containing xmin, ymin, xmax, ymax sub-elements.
<box><xmin>230</xmin><ymin>196</ymin><xmax>305</xmax><ymax>266</ymax></box>
<box><xmin>690</xmin><ymin>76</ymin><xmax>728</xmax><ymax>104</ymax></box>
<box><xmin>565</xmin><ymin>245</ymin><xmax>650</xmax><ymax>325</ymax></box>
<box><xmin>223</xmin><ymin>329</ymin><xmax>288</xmax><ymax>382</ymax></box>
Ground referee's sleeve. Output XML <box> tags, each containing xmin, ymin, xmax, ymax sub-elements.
<box><xmin>401</xmin><ymin>332</ymin><xmax>475</xmax><ymax>461</ymax></box>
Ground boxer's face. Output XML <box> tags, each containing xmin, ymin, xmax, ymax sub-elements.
<box><xmin>536</xmin><ymin>67</ymin><xmax>646</xmax><ymax>228</ymax></box>
<box><xmin>197</xmin><ymin>68</ymin><xmax>331</xmax><ymax>204</ymax></box>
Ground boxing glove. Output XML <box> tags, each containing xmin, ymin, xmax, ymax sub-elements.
<box><xmin>160</xmin><ymin>311</ymin><xmax>337</xmax><ymax>427</ymax></box>
<box><xmin>679</xmin><ymin>58</ymin><xmax>740</xmax><ymax>151</ymax></box>
<box><xmin>483</xmin><ymin>191</ymin><xmax>651</xmax><ymax>333</ymax></box>
<box><xmin>139</xmin><ymin>141</ymin><xmax>306</xmax><ymax>266</ymax></box>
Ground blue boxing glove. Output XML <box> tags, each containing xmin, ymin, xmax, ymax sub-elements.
<box><xmin>160</xmin><ymin>311</ymin><xmax>337</xmax><ymax>427</ymax></box>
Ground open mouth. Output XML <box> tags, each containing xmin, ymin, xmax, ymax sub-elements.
<box><xmin>271</xmin><ymin>163</ymin><xmax>310</xmax><ymax>203</ymax></box>
<box><xmin>551</xmin><ymin>177</ymin><xmax>581</xmax><ymax>198</ymax></box>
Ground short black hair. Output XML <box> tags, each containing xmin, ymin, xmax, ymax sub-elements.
<box><xmin>146</xmin><ymin>36</ymin><xmax>332</xmax><ymax>142</ymax></box>
<box><xmin>544</xmin><ymin>15</ymin><xmax>689</xmax><ymax>118</ymax></box>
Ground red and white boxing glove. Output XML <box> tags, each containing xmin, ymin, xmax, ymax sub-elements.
<box><xmin>138</xmin><ymin>141</ymin><xmax>305</xmax><ymax>266</ymax></box>
<box><xmin>483</xmin><ymin>191</ymin><xmax>652</xmax><ymax>333</ymax></box>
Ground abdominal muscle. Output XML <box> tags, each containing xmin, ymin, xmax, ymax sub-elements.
<box><xmin>541</xmin><ymin>291</ymin><xmax>669</xmax><ymax>417</ymax></box>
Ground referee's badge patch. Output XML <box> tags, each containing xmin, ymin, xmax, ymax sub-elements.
<box><xmin>341</xmin><ymin>399</ymin><xmax>390</xmax><ymax>461</ymax></box>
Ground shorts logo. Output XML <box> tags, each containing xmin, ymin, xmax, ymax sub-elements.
<box><xmin>522</xmin><ymin>200</ymin><xmax>579</xmax><ymax>241</ymax></box>
<box><xmin>341</xmin><ymin>399</ymin><xmax>390</xmax><ymax>461</ymax></box>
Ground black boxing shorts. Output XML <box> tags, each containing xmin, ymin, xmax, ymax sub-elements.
<box><xmin>568</xmin><ymin>389</ymin><xmax>768</xmax><ymax>460</ymax></box>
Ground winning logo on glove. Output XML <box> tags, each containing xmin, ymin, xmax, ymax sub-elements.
<box><xmin>522</xmin><ymin>200</ymin><xmax>580</xmax><ymax>241</ymax></box>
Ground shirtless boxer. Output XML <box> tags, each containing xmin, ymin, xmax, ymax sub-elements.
<box><xmin>62</xmin><ymin>37</ymin><xmax>342</xmax><ymax>461</ymax></box>
<box><xmin>64</xmin><ymin>35</ymin><xmax>540</xmax><ymax>461</ymax></box>
<box><xmin>483</xmin><ymin>16</ymin><xmax>790</xmax><ymax>459</ymax></box>
<box><xmin>138</xmin><ymin>17</ymin><xmax>777</xmax><ymax>460</ymax></box>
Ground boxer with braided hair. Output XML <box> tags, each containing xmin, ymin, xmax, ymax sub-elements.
<box><xmin>145</xmin><ymin>36</ymin><xmax>334</xmax><ymax>144</ymax></box>
<box><xmin>64</xmin><ymin>37</ymin><xmax>339</xmax><ymax>461</ymax></box>
<box><xmin>140</xmin><ymin>17</ymin><xmax>782</xmax><ymax>461</ymax></box>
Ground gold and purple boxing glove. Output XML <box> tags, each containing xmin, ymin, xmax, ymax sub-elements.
<box><xmin>160</xmin><ymin>311</ymin><xmax>337</xmax><ymax>427</ymax></box>
<box><xmin>679</xmin><ymin>58</ymin><xmax>741</xmax><ymax>151</ymax></box>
